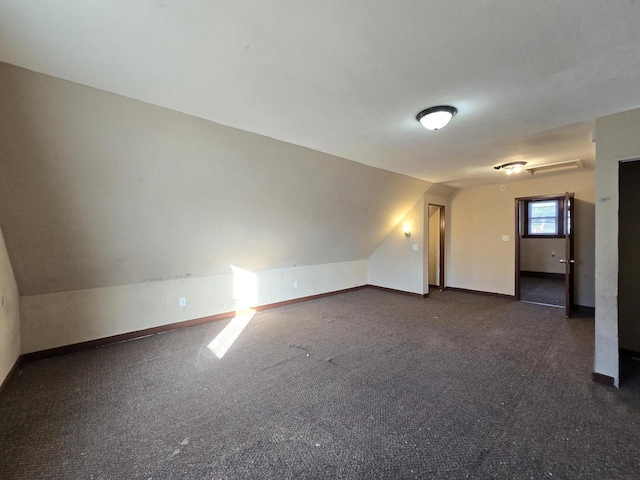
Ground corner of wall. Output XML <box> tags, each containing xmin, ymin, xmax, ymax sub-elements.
<box><xmin>367</xmin><ymin>197</ymin><xmax>426</xmax><ymax>295</ymax></box>
<box><xmin>0</xmin><ymin>226</ymin><xmax>20</xmax><ymax>386</ymax></box>
<box><xmin>592</xmin><ymin>108</ymin><xmax>640</xmax><ymax>384</ymax></box>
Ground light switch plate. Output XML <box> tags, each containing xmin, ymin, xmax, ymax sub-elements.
<box><xmin>412</xmin><ymin>244</ymin><xmax>419</xmax><ymax>251</ymax></box>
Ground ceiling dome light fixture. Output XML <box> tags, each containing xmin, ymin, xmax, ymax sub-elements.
<box><xmin>494</xmin><ymin>161</ymin><xmax>527</xmax><ymax>175</ymax></box>
<box><xmin>416</xmin><ymin>106</ymin><xmax>457</xmax><ymax>131</ymax></box>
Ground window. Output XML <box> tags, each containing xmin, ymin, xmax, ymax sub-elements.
<box><xmin>524</xmin><ymin>199</ymin><xmax>565</xmax><ymax>237</ymax></box>
<box><xmin>528</xmin><ymin>200</ymin><xmax>558</xmax><ymax>235</ymax></box>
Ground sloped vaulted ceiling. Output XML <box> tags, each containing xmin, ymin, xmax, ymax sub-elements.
<box><xmin>0</xmin><ymin>64</ymin><xmax>430</xmax><ymax>295</ymax></box>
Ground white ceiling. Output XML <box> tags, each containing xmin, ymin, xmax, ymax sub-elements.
<box><xmin>1</xmin><ymin>1</ymin><xmax>639</xmax><ymax>186</ymax></box>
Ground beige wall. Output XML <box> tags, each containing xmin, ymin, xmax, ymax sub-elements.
<box><xmin>594</xmin><ymin>107</ymin><xmax>640</xmax><ymax>385</ymax></box>
<box><xmin>520</xmin><ymin>238</ymin><xmax>565</xmax><ymax>274</ymax></box>
<box><xmin>367</xmin><ymin>192</ymin><xmax>449</xmax><ymax>295</ymax></box>
<box><xmin>448</xmin><ymin>171</ymin><xmax>595</xmax><ymax>306</ymax></box>
<box><xmin>0</xmin><ymin>227</ymin><xmax>20</xmax><ymax>384</ymax></box>
<box><xmin>368</xmin><ymin>199</ymin><xmax>426</xmax><ymax>294</ymax></box>
<box><xmin>21</xmin><ymin>260</ymin><xmax>366</xmax><ymax>353</ymax></box>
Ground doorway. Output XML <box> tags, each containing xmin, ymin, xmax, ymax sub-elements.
<box><xmin>618</xmin><ymin>159</ymin><xmax>640</xmax><ymax>381</ymax></box>
<box><xmin>515</xmin><ymin>193</ymin><xmax>575</xmax><ymax>316</ymax></box>
<box><xmin>428</xmin><ymin>204</ymin><xmax>445</xmax><ymax>292</ymax></box>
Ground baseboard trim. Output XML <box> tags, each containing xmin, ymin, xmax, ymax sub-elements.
<box><xmin>0</xmin><ymin>355</ymin><xmax>23</xmax><ymax>398</ymax></box>
<box><xmin>366</xmin><ymin>284</ymin><xmax>428</xmax><ymax>298</ymax></box>
<box><xmin>21</xmin><ymin>285</ymin><xmax>369</xmax><ymax>363</ymax></box>
<box><xmin>520</xmin><ymin>271</ymin><xmax>565</xmax><ymax>280</ymax></box>
<box><xmin>254</xmin><ymin>285</ymin><xmax>368</xmax><ymax>311</ymax></box>
<box><xmin>444</xmin><ymin>286</ymin><xmax>515</xmax><ymax>300</ymax></box>
<box><xmin>21</xmin><ymin>312</ymin><xmax>235</xmax><ymax>362</ymax></box>
<box><xmin>17</xmin><ymin>283</ymin><xmax>537</xmax><ymax>364</ymax></box>
<box><xmin>592</xmin><ymin>372</ymin><xmax>616</xmax><ymax>387</ymax></box>
<box><xmin>5</xmin><ymin>283</ymin><xmax>596</xmax><ymax>392</ymax></box>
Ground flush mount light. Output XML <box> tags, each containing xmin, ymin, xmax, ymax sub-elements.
<box><xmin>494</xmin><ymin>161</ymin><xmax>527</xmax><ymax>175</ymax></box>
<box><xmin>416</xmin><ymin>106</ymin><xmax>457</xmax><ymax>131</ymax></box>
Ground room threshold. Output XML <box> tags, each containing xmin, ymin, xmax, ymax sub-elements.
<box><xmin>520</xmin><ymin>300</ymin><xmax>564</xmax><ymax>309</ymax></box>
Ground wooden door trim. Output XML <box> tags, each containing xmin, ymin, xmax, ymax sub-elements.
<box><xmin>428</xmin><ymin>204</ymin><xmax>446</xmax><ymax>291</ymax></box>
<box><xmin>564</xmin><ymin>192</ymin><xmax>576</xmax><ymax>317</ymax></box>
<box><xmin>514</xmin><ymin>193</ymin><xmax>573</xmax><ymax>305</ymax></box>
<box><xmin>439</xmin><ymin>205</ymin><xmax>445</xmax><ymax>290</ymax></box>
<box><xmin>515</xmin><ymin>199</ymin><xmax>521</xmax><ymax>300</ymax></box>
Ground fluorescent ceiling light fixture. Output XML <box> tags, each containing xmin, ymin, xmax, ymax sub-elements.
<box><xmin>494</xmin><ymin>161</ymin><xmax>527</xmax><ymax>175</ymax></box>
<box><xmin>416</xmin><ymin>106</ymin><xmax>457</xmax><ymax>130</ymax></box>
<box><xmin>526</xmin><ymin>159</ymin><xmax>584</xmax><ymax>175</ymax></box>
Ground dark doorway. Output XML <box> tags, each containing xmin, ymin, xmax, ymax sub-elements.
<box><xmin>619</xmin><ymin>160</ymin><xmax>640</xmax><ymax>376</ymax></box>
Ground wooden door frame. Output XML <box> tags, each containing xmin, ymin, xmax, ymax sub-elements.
<box><xmin>429</xmin><ymin>204</ymin><xmax>446</xmax><ymax>291</ymax></box>
<box><xmin>514</xmin><ymin>193</ymin><xmax>574</xmax><ymax>310</ymax></box>
<box><xmin>564</xmin><ymin>192</ymin><xmax>575</xmax><ymax>317</ymax></box>
<box><xmin>439</xmin><ymin>205</ymin><xmax>446</xmax><ymax>290</ymax></box>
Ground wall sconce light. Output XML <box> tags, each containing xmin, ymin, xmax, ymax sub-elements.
<box><xmin>403</xmin><ymin>224</ymin><xmax>411</xmax><ymax>237</ymax></box>
<box><xmin>416</xmin><ymin>106</ymin><xmax>457</xmax><ymax>131</ymax></box>
<box><xmin>494</xmin><ymin>161</ymin><xmax>527</xmax><ymax>175</ymax></box>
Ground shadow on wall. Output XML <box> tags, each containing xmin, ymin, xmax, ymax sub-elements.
<box><xmin>0</xmin><ymin>64</ymin><xmax>95</xmax><ymax>295</ymax></box>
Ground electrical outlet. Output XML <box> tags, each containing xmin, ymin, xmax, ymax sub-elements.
<box><xmin>179</xmin><ymin>297</ymin><xmax>187</xmax><ymax>307</ymax></box>
<box><xmin>294</xmin><ymin>281</ymin><xmax>299</xmax><ymax>289</ymax></box>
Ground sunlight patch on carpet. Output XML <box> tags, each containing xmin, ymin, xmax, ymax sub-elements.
<box><xmin>208</xmin><ymin>265</ymin><xmax>257</xmax><ymax>358</ymax></box>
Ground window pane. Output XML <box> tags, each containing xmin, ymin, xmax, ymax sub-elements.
<box><xmin>528</xmin><ymin>200</ymin><xmax>558</xmax><ymax>235</ymax></box>
<box><xmin>530</xmin><ymin>220</ymin><xmax>557</xmax><ymax>234</ymax></box>
<box><xmin>529</xmin><ymin>201</ymin><xmax>556</xmax><ymax>218</ymax></box>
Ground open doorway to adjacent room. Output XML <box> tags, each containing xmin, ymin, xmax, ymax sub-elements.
<box><xmin>428</xmin><ymin>204</ymin><xmax>445</xmax><ymax>293</ymax></box>
<box><xmin>618</xmin><ymin>159</ymin><xmax>640</xmax><ymax>384</ymax></box>
<box><xmin>515</xmin><ymin>193</ymin><xmax>575</xmax><ymax>316</ymax></box>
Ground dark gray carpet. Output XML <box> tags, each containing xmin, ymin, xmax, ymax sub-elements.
<box><xmin>1</xmin><ymin>289</ymin><xmax>638</xmax><ymax>479</ymax></box>
<box><xmin>520</xmin><ymin>276</ymin><xmax>566</xmax><ymax>306</ymax></box>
